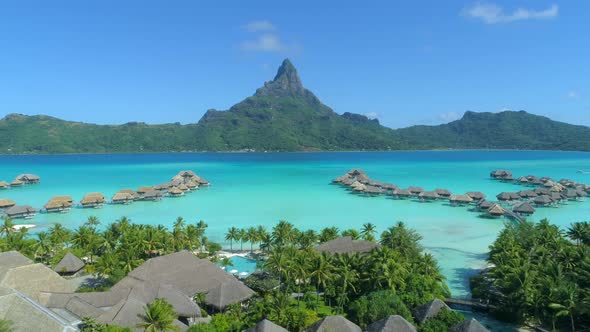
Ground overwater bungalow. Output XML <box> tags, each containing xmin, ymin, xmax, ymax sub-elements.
<box><xmin>434</xmin><ymin>188</ymin><xmax>452</xmax><ymax>197</ymax></box>
<box><xmin>10</xmin><ymin>179</ymin><xmax>23</xmax><ymax>187</ymax></box>
<box><xmin>117</xmin><ymin>189</ymin><xmax>140</xmax><ymax>200</ymax></box>
<box><xmin>364</xmin><ymin>185</ymin><xmax>383</xmax><ymax>195</ymax></box>
<box><xmin>0</xmin><ymin>199</ymin><xmax>16</xmax><ymax>209</ymax></box>
<box><xmin>496</xmin><ymin>192</ymin><xmax>519</xmax><ymax>201</ymax></box>
<box><xmin>549</xmin><ymin>192</ymin><xmax>563</xmax><ymax>202</ymax></box>
<box><xmin>178</xmin><ymin>183</ymin><xmax>190</xmax><ymax>192</ymax></box>
<box><xmin>15</xmin><ymin>174</ymin><xmax>40</xmax><ymax>184</ymax></box>
<box><xmin>513</xmin><ymin>202</ymin><xmax>535</xmax><ymax>216</ymax></box>
<box><xmin>563</xmin><ymin>189</ymin><xmax>581</xmax><ymax>200</ymax></box>
<box><xmin>393</xmin><ymin>189</ymin><xmax>412</xmax><ymax>199</ymax></box>
<box><xmin>141</xmin><ymin>190</ymin><xmax>163</xmax><ymax>201</ymax></box>
<box><xmin>517</xmin><ymin>176</ymin><xmax>530</xmax><ymax>185</ymax></box>
<box><xmin>550</xmin><ymin>184</ymin><xmax>565</xmax><ymax>192</ymax></box>
<box><xmin>341</xmin><ymin>177</ymin><xmax>356</xmax><ymax>186</ymax></box>
<box><xmin>418</xmin><ymin>191</ymin><xmax>439</xmax><ymax>201</ymax></box>
<box><xmin>350</xmin><ymin>181</ymin><xmax>366</xmax><ymax>192</ymax></box>
<box><xmin>543</xmin><ymin>180</ymin><xmax>556</xmax><ymax>188</ymax></box>
<box><xmin>0</xmin><ymin>181</ymin><xmax>9</xmax><ymax>189</ymax></box>
<box><xmin>332</xmin><ymin>175</ymin><xmax>349</xmax><ymax>183</ymax></box>
<box><xmin>476</xmin><ymin>199</ymin><xmax>493</xmax><ymax>211</ymax></box>
<box><xmin>154</xmin><ymin>182</ymin><xmax>173</xmax><ymax>191</ymax></box>
<box><xmin>111</xmin><ymin>192</ymin><xmax>135</xmax><ymax>205</ymax></box>
<box><xmin>5</xmin><ymin>205</ymin><xmax>37</xmax><ymax>219</ymax></box>
<box><xmin>80</xmin><ymin>192</ymin><xmax>106</xmax><ymax>208</ymax></box>
<box><xmin>449</xmin><ymin>194</ymin><xmax>473</xmax><ymax>206</ymax></box>
<box><xmin>534</xmin><ymin>187</ymin><xmax>549</xmax><ymax>195</ymax></box>
<box><xmin>518</xmin><ymin>190</ymin><xmax>537</xmax><ymax>199</ymax></box>
<box><xmin>466</xmin><ymin>191</ymin><xmax>485</xmax><ymax>201</ymax></box>
<box><xmin>186</xmin><ymin>181</ymin><xmax>198</xmax><ymax>190</ymax></box>
<box><xmin>44</xmin><ymin>197</ymin><xmax>73</xmax><ymax>213</ymax></box>
<box><xmin>534</xmin><ymin>195</ymin><xmax>554</xmax><ymax>207</ymax></box>
<box><xmin>380</xmin><ymin>183</ymin><xmax>398</xmax><ymax>191</ymax></box>
<box><xmin>168</xmin><ymin>187</ymin><xmax>184</xmax><ymax>197</ymax></box>
<box><xmin>490</xmin><ymin>170</ymin><xmax>513</xmax><ymax>180</ymax></box>
<box><xmin>487</xmin><ymin>204</ymin><xmax>506</xmax><ymax>217</ymax></box>
<box><xmin>136</xmin><ymin>186</ymin><xmax>153</xmax><ymax>194</ymax></box>
<box><xmin>407</xmin><ymin>186</ymin><xmax>424</xmax><ymax>195</ymax></box>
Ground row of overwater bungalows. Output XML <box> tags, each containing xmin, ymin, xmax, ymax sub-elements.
<box><xmin>0</xmin><ymin>170</ymin><xmax>209</xmax><ymax>219</ymax></box>
<box><xmin>0</xmin><ymin>174</ymin><xmax>41</xmax><ymax>189</ymax></box>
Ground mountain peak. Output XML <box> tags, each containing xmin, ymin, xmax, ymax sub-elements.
<box><xmin>255</xmin><ymin>58</ymin><xmax>304</xmax><ymax>97</ymax></box>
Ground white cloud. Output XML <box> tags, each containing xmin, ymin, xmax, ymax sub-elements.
<box><xmin>566</xmin><ymin>91</ymin><xmax>580</xmax><ymax>99</ymax></box>
<box><xmin>363</xmin><ymin>112</ymin><xmax>379</xmax><ymax>120</ymax></box>
<box><xmin>240</xmin><ymin>34</ymin><xmax>286</xmax><ymax>52</ymax></box>
<box><xmin>244</xmin><ymin>20</ymin><xmax>276</xmax><ymax>32</ymax></box>
<box><xmin>463</xmin><ymin>3</ymin><xmax>558</xmax><ymax>24</ymax></box>
<box><xmin>438</xmin><ymin>111</ymin><xmax>462</xmax><ymax>122</ymax></box>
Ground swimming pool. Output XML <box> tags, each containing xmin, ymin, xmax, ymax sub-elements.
<box><xmin>221</xmin><ymin>256</ymin><xmax>259</xmax><ymax>277</ymax></box>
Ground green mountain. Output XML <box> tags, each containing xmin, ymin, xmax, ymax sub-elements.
<box><xmin>1</xmin><ymin>59</ymin><xmax>589</xmax><ymax>154</ymax></box>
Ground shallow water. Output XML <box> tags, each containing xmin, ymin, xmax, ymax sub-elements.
<box><xmin>1</xmin><ymin>151</ymin><xmax>589</xmax><ymax>300</ymax></box>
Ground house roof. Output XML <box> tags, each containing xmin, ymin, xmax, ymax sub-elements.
<box><xmin>450</xmin><ymin>318</ymin><xmax>489</xmax><ymax>332</ymax></box>
<box><xmin>0</xmin><ymin>263</ymin><xmax>76</xmax><ymax>302</ymax></box>
<box><xmin>304</xmin><ymin>316</ymin><xmax>361</xmax><ymax>332</ymax></box>
<box><xmin>54</xmin><ymin>253</ymin><xmax>85</xmax><ymax>274</ymax></box>
<box><xmin>246</xmin><ymin>319</ymin><xmax>288</xmax><ymax>332</ymax></box>
<box><xmin>365</xmin><ymin>315</ymin><xmax>417</xmax><ymax>332</ymax></box>
<box><xmin>97</xmin><ymin>297</ymin><xmax>187</xmax><ymax>332</ymax></box>
<box><xmin>314</xmin><ymin>237</ymin><xmax>380</xmax><ymax>255</ymax></box>
<box><xmin>413</xmin><ymin>299</ymin><xmax>450</xmax><ymax>324</ymax></box>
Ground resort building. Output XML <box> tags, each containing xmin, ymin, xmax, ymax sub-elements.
<box><xmin>246</xmin><ymin>319</ymin><xmax>289</xmax><ymax>332</ymax></box>
<box><xmin>44</xmin><ymin>196</ymin><xmax>73</xmax><ymax>213</ymax></box>
<box><xmin>0</xmin><ymin>181</ymin><xmax>9</xmax><ymax>189</ymax></box>
<box><xmin>80</xmin><ymin>192</ymin><xmax>105</xmax><ymax>208</ymax></box>
<box><xmin>4</xmin><ymin>205</ymin><xmax>37</xmax><ymax>219</ymax></box>
<box><xmin>314</xmin><ymin>236</ymin><xmax>380</xmax><ymax>255</ymax></box>
<box><xmin>365</xmin><ymin>315</ymin><xmax>417</xmax><ymax>332</ymax></box>
<box><xmin>450</xmin><ymin>318</ymin><xmax>489</xmax><ymax>332</ymax></box>
<box><xmin>53</xmin><ymin>253</ymin><xmax>85</xmax><ymax>276</ymax></box>
<box><xmin>10</xmin><ymin>179</ymin><xmax>23</xmax><ymax>187</ymax></box>
<box><xmin>305</xmin><ymin>316</ymin><xmax>361</xmax><ymax>332</ymax></box>
<box><xmin>413</xmin><ymin>299</ymin><xmax>450</xmax><ymax>324</ymax></box>
<box><xmin>0</xmin><ymin>199</ymin><xmax>16</xmax><ymax>209</ymax></box>
<box><xmin>15</xmin><ymin>174</ymin><xmax>40</xmax><ymax>184</ymax></box>
<box><xmin>139</xmin><ymin>190</ymin><xmax>163</xmax><ymax>201</ymax></box>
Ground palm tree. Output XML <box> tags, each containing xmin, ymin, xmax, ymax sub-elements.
<box><xmin>272</xmin><ymin>220</ymin><xmax>296</xmax><ymax>246</ymax></box>
<box><xmin>85</xmin><ymin>216</ymin><xmax>100</xmax><ymax>228</ymax></box>
<box><xmin>549</xmin><ymin>284</ymin><xmax>580</xmax><ymax>332</ymax></box>
<box><xmin>567</xmin><ymin>221</ymin><xmax>590</xmax><ymax>245</ymax></box>
<box><xmin>246</xmin><ymin>227</ymin><xmax>258</xmax><ymax>253</ymax></box>
<box><xmin>137</xmin><ymin>298</ymin><xmax>179</xmax><ymax>332</ymax></box>
<box><xmin>33</xmin><ymin>231</ymin><xmax>52</xmax><ymax>263</ymax></box>
<box><xmin>0</xmin><ymin>319</ymin><xmax>13</xmax><ymax>332</ymax></box>
<box><xmin>238</xmin><ymin>228</ymin><xmax>247</xmax><ymax>251</ymax></box>
<box><xmin>310</xmin><ymin>253</ymin><xmax>334</xmax><ymax>309</ymax></box>
<box><xmin>341</xmin><ymin>229</ymin><xmax>360</xmax><ymax>240</ymax></box>
<box><xmin>319</xmin><ymin>227</ymin><xmax>339</xmax><ymax>243</ymax></box>
<box><xmin>220</xmin><ymin>257</ymin><xmax>233</xmax><ymax>271</ymax></box>
<box><xmin>264</xmin><ymin>247</ymin><xmax>290</xmax><ymax>285</ymax></box>
<box><xmin>95</xmin><ymin>252</ymin><xmax>119</xmax><ymax>278</ymax></box>
<box><xmin>0</xmin><ymin>218</ymin><xmax>15</xmax><ymax>238</ymax></box>
<box><xmin>361</xmin><ymin>222</ymin><xmax>377</xmax><ymax>241</ymax></box>
<box><xmin>225</xmin><ymin>227</ymin><xmax>239</xmax><ymax>251</ymax></box>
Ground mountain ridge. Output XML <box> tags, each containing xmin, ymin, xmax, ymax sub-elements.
<box><xmin>1</xmin><ymin>59</ymin><xmax>589</xmax><ymax>154</ymax></box>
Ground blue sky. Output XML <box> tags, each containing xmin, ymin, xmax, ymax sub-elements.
<box><xmin>0</xmin><ymin>1</ymin><xmax>588</xmax><ymax>128</ymax></box>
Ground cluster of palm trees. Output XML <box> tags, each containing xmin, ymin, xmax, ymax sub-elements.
<box><xmin>480</xmin><ymin>219</ymin><xmax>590</xmax><ymax>331</ymax></box>
<box><xmin>0</xmin><ymin>215</ymin><xmax>216</xmax><ymax>283</ymax></box>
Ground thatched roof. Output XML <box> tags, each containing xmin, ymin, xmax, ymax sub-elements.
<box><xmin>305</xmin><ymin>316</ymin><xmax>361</xmax><ymax>332</ymax></box>
<box><xmin>563</xmin><ymin>189</ymin><xmax>579</xmax><ymax>198</ymax></box>
<box><xmin>0</xmin><ymin>286</ymin><xmax>73</xmax><ymax>332</ymax></box>
<box><xmin>50</xmin><ymin>195</ymin><xmax>73</xmax><ymax>203</ymax></box>
<box><xmin>549</xmin><ymin>192</ymin><xmax>563</xmax><ymax>201</ymax></box>
<box><xmin>533</xmin><ymin>195</ymin><xmax>553</xmax><ymax>205</ymax></box>
<box><xmin>496</xmin><ymin>192</ymin><xmax>518</xmax><ymax>201</ymax></box>
<box><xmin>534</xmin><ymin>188</ymin><xmax>549</xmax><ymax>195</ymax></box>
<box><xmin>449</xmin><ymin>194</ymin><xmax>473</xmax><ymax>203</ymax></box>
<box><xmin>513</xmin><ymin>202</ymin><xmax>535</xmax><ymax>215</ymax></box>
<box><xmin>394</xmin><ymin>189</ymin><xmax>412</xmax><ymax>197</ymax></box>
<box><xmin>16</xmin><ymin>174</ymin><xmax>40</xmax><ymax>182</ymax></box>
<box><xmin>178</xmin><ymin>184</ymin><xmax>189</xmax><ymax>191</ymax></box>
<box><xmin>487</xmin><ymin>204</ymin><xmax>506</xmax><ymax>216</ymax></box>
<box><xmin>117</xmin><ymin>189</ymin><xmax>139</xmax><ymax>199</ymax></box>
<box><xmin>413</xmin><ymin>299</ymin><xmax>450</xmax><ymax>324</ymax></box>
<box><xmin>466</xmin><ymin>192</ymin><xmax>485</xmax><ymax>200</ymax></box>
<box><xmin>434</xmin><ymin>189</ymin><xmax>452</xmax><ymax>197</ymax></box>
<box><xmin>419</xmin><ymin>191</ymin><xmax>439</xmax><ymax>199</ymax></box>
<box><xmin>407</xmin><ymin>186</ymin><xmax>424</xmax><ymax>194</ymax></box>
<box><xmin>246</xmin><ymin>319</ymin><xmax>288</xmax><ymax>332</ymax></box>
<box><xmin>0</xmin><ymin>181</ymin><xmax>9</xmax><ymax>188</ymax></box>
<box><xmin>517</xmin><ymin>190</ymin><xmax>537</xmax><ymax>198</ymax></box>
<box><xmin>5</xmin><ymin>205</ymin><xmax>36</xmax><ymax>217</ymax></box>
<box><xmin>154</xmin><ymin>182</ymin><xmax>173</xmax><ymax>190</ymax></box>
<box><xmin>186</xmin><ymin>181</ymin><xmax>198</xmax><ymax>189</ymax></box>
<box><xmin>364</xmin><ymin>185</ymin><xmax>383</xmax><ymax>195</ymax></box>
<box><xmin>118</xmin><ymin>251</ymin><xmax>255</xmax><ymax>310</ymax></box>
<box><xmin>341</xmin><ymin>177</ymin><xmax>355</xmax><ymax>186</ymax></box>
<box><xmin>44</xmin><ymin>199</ymin><xmax>72</xmax><ymax>210</ymax></box>
<box><xmin>380</xmin><ymin>183</ymin><xmax>398</xmax><ymax>191</ymax></box>
<box><xmin>351</xmin><ymin>181</ymin><xmax>367</xmax><ymax>192</ymax></box>
<box><xmin>550</xmin><ymin>184</ymin><xmax>565</xmax><ymax>192</ymax></box>
<box><xmin>365</xmin><ymin>315</ymin><xmax>416</xmax><ymax>332</ymax></box>
<box><xmin>476</xmin><ymin>200</ymin><xmax>493</xmax><ymax>209</ymax></box>
<box><xmin>450</xmin><ymin>318</ymin><xmax>489</xmax><ymax>332</ymax></box>
<box><xmin>112</xmin><ymin>192</ymin><xmax>135</xmax><ymax>202</ymax></box>
<box><xmin>136</xmin><ymin>186</ymin><xmax>153</xmax><ymax>194</ymax></box>
<box><xmin>168</xmin><ymin>187</ymin><xmax>183</xmax><ymax>195</ymax></box>
<box><xmin>347</xmin><ymin>169</ymin><xmax>366</xmax><ymax>176</ymax></box>
<box><xmin>80</xmin><ymin>192</ymin><xmax>105</xmax><ymax>205</ymax></box>
<box><xmin>314</xmin><ymin>237</ymin><xmax>380</xmax><ymax>255</ymax></box>
<box><xmin>97</xmin><ymin>297</ymin><xmax>188</xmax><ymax>331</ymax></box>
<box><xmin>10</xmin><ymin>179</ymin><xmax>23</xmax><ymax>186</ymax></box>
<box><xmin>141</xmin><ymin>190</ymin><xmax>163</xmax><ymax>200</ymax></box>
<box><xmin>490</xmin><ymin>170</ymin><xmax>512</xmax><ymax>178</ymax></box>
<box><xmin>0</xmin><ymin>198</ymin><xmax>16</xmax><ymax>208</ymax></box>
<box><xmin>54</xmin><ymin>252</ymin><xmax>84</xmax><ymax>274</ymax></box>
<box><xmin>176</xmin><ymin>170</ymin><xmax>197</xmax><ymax>178</ymax></box>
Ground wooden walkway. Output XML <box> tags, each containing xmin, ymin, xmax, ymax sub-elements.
<box><xmin>445</xmin><ymin>298</ymin><xmax>495</xmax><ymax>311</ymax></box>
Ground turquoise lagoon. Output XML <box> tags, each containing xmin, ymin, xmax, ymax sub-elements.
<box><xmin>1</xmin><ymin>151</ymin><xmax>590</xmax><ymax>299</ymax></box>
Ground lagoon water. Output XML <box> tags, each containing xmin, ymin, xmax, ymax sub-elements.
<box><xmin>1</xmin><ymin>151</ymin><xmax>590</xmax><ymax>301</ymax></box>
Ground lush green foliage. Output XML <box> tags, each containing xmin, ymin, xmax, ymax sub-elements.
<box><xmin>0</xmin><ymin>320</ymin><xmax>12</xmax><ymax>332</ymax></box>
<box><xmin>137</xmin><ymin>298</ymin><xmax>180</xmax><ymax>332</ymax></box>
<box><xmin>347</xmin><ymin>290</ymin><xmax>413</xmax><ymax>327</ymax></box>
<box><xmin>472</xmin><ymin>219</ymin><xmax>590</xmax><ymax>331</ymax></box>
<box><xmin>417</xmin><ymin>308</ymin><xmax>464</xmax><ymax>332</ymax></box>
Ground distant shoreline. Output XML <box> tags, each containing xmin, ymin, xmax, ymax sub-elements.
<box><xmin>1</xmin><ymin>148</ymin><xmax>590</xmax><ymax>157</ymax></box>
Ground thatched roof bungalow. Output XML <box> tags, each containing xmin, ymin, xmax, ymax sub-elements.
<box><xmin>393</xmin><ymin>189</ymin><xmax>412</xmax><ymax>198</ymax></box>
<box><xmin>111</xmin><ymin>192</ymin><xmax>135</xmax><ymax>205</ymax></box>
<box><xmin>476</xmin><ymin>200</ymin><xmax>493</xmax><ymax>210</ymax></box>
<box><xmin>364</xmin><ymin>185</ymin><xmax>383</xmax><ymax>195</ymax></box>
<box><xmin>534</xmin><ymin>187</ymin><xmax>549</xmax><ymax>195</ymax></box>
<box><xmin>168</xmin><ymin>187</ymin><xmax>184</xmax><ymax>197</ymax></box>
<box><xmin>350</xmin><ymin>181</ymin><xmax>366</xmax><ymax>192</ymax></box>
<box><xmin>140</xmin><ymin>190</ymin><xmax>163</xmax><ymax>201</ymax></box>
<box><xmin>513</xmin><ymin>202</ymin><xmax>535</xmax><ymax>216</ymax></box>
<box><xmin>533</xmin><ymin>195</ymin><xmax>554</xmax><ymax>206</ymax></box>
<box><xmin>517</xmin><ymin>176</ymin><xmax>529</xmax><ymax>184</ymax></box>
<box><xmin>246</xmin><ymin>319</ymin><xmax>288</xmax><ymax>332</ymax></box>
<box><xmin>487</xmin><ymin>204</ymin><xmax>506</xmax><ymax>217</ymax></box>
<box><xmin>178</xmin><ymin>184</ymin><xmax>189</xmax><ymax>192</ymax></box>
<box><xmin>496</xmin><ymin>192</ymin><xmax>516</xmax><ymax>201</ymax></box>
<box><xmin>549</xmin><ymin>192</ymin><xmax>563</xmax><ymax>202</ymax></box>
<box><xmin>117</xmin><ymin>189</ymin><xmax>140</xmax><ymax>200</ymax></box>
<box><xmin>490</xmin><ymin>170</ymin><xmax>512</xmax><ymax>180</ymax></box>
<box><xmin>5</xmin><ymin>205</ymin><xmax>36</xmax><ymax>219</ymax></box>
<box><xmin>466</xmin><ymin>192</ymin><xmax>485</xmax><ymax>200</ymax></box>
<box><xmin>53</xmin><ymin>252</ymin><xmax>85</xmax><ymax>276</ymax></box>
<box><xmin>366</xmin><ymin>315</ymin><xmax>417</xmax><ymax>332</ymax></box>
<box><xmin>80</xmin><ymin>192</ymin><xmax>105</xmax><ymax>208</ymax></box>
<box><xmin>16</xmin><ymin>174</ymin><xmax>40</xmax><ymax>184</ymax></box>
<box><xmin>10</xmin><ymin>179</ymin><xmax>23</xmax><ymax>187</ymax></box>
<box><xmin>450</xmin><ymin>318</ymin><xmax>489</xmax><ymax>332</ymax></box>
<box><xmin>434</xmin><ymin>188</ymin><xmax>452</xmax><ymax>197</ymax></box>
<box><xmin>407</xmin><ymin>186</ymin><xmax>424</xmax><ymax>195</ymax></box>
<box><xmin>186</xmin><ymin>181</ymin><xmax>198</xmax><ymax>189</ymax></box>
<box><xmin>380</xmin><ymin>183</ymin><xmax>398</xmax><ymax>191</ymax></box>
<box><xmin>153</xmin><ymin>182</ymin><xmax>173</xmax><ymax>191</ymax></box>
<box><xmin>449</xmin><ymin>194</ymin><xmax>473</xmax><ymax>205</ymax></box>
<box><xmin>563</xmin><ymin>189</ymin><xmax>581</xmax><ymax>200</ymax></box>
<box><xmin>518</xmin><ymin>190</ymin><xmax>537</xmax><ymax>199</ymax></box>
<box><xmin>414</xmin><ymin>299</ymin><xmax>450</xmax><ymax>324</ymax></box>
<box><xmin>136</xmin><ymin>186</ymin><xmax>153</xmax><ymax>194</ymax></box>
<box><xmin>305</xmin><ymin>316</ymin><xmax>361</xmax><ymax>332</ymax></box>
<box><xmin>419</xmin><ymin>191</ymin><xmax>440</xmax><ymax>201</ymax></box>
<box><xmin>314</xmin><ymin>237</ymin><xmax>380</xmax><ymax>255</ymax></box>
<box><xmin>0</xmin><ymin>199</ymin><xmax>16</xmax><ymax>209</ymax></box>
<box><xmin>0</xmin><ymin>181</ymin><xmax>8</xmax><ymax>189</ymax></box>
<box><xmin>43</xmin><ymin>198</ymin><xmax>72</xmax><ymax>213</ymax></box>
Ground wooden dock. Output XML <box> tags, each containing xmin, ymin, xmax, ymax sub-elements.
<box><xmin>445</xmin><ymin>298</ymin><xmax>495</xmax><ymax>311</ymax></box>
